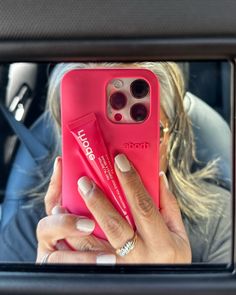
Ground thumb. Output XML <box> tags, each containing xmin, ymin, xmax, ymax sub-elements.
<box><xmin>45</xmin><ymin>156</ymin><xmax>62</xmax><ymax>215</ymax></box>
<box><xmin>159</xmin><ymin>171</ymin><xmax>187</xmax><ymax>238</ymax></box>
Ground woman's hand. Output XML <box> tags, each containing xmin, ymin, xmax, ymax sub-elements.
<box><xmin>36</xmin><ymin>157</ymin><xmax>112</xmax><ymax>264</ymax></box>
<box><xmin>36</xmin><ymin>154</ymin><xmax>191</xmax><ymax>264</ymax></box>
<box><xmin>76</xmin><ymin>154</ymin><xmax>191</xmax><ymax>264</ymax></box>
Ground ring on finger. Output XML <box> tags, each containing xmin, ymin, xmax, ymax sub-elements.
<box><xmin>116</xmin><ymin>232</ymin><xmax>138</xmax><ymax>257</ymax></box>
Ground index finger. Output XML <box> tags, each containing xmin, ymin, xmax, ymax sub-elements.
<box><xmin>45</xmin><ymin>156</ymin><xmax>62</xmax><ymax>215</ymax></box>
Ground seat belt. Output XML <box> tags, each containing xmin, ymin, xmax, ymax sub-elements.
<box><xmin>0</xmin><ymin>102</ymin><xmax>49</xmax><ymax>163</ymax></box>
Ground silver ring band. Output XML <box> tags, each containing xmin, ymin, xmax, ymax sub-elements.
<box><xmin>116</xmin><ymin>233</ymin><xmax>137</xmax><ymax>257</ymax></box>
<box><xmin>40</xmin><ymin>252</ymin><xmax>52</xmax><ymax>265</ymax></box>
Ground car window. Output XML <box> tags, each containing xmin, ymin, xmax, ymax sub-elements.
<box><xmin>0</xmin><ymin>60</ymin><xmax>232</xmax><ymax>267</ymax></box>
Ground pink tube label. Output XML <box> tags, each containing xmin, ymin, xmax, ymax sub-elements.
<box><xmin>68</xmin><ymin>113</ymin><xmax>134</xmax><ymax>227</ymax></box>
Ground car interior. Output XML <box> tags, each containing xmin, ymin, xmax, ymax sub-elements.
<box><xmin>0</xmin><ymin>1</ymin><xmax>235</xmax><ymax>295</ymax></box>
<box><xmin>0</xmin><ymin>61</ymin><xmax>232</xmax><ymax>229</ymax></box>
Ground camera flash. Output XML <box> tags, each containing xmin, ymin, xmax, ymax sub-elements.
<box><xmin>113</xmin><ymin>79</ymin><xmax>123</xmax><ymax>89</ymax></box>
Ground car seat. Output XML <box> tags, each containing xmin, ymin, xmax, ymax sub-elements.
<box><xmin>184</xmin><ymin>92</ymin><xmax>231</xmax><ymax>187</ymax></box>
<box><xmin>0</xmin><ymin>110</ymin><xmax>56</xmax><ymax>229</ymax></box>
<box><xmin>0</xmin><ymin>92</ymin><xmax>232</xmax><ymax>230</ymax></box>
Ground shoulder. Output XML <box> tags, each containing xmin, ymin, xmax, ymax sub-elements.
<box><xmin>184</xmin><ymin>183</ymin><xmax>231</xmax><ymax>263</ymax></box>
<box><xmin>0</xmin><ymin>200</ymin><xmax>46</xmax><ymax>262</ymax></box>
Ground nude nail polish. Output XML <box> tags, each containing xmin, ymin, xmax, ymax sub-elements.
<box><xmin>76</xmin><ymin>218</ymin><xmax>95</xmax><ymax>233</ymax></box>
<box><xmin>115</xmin><ymin>154</ymin><xmax>131</xmax><ymax>172</ymax></box>
<box><xmin>77</xmin><ymin>176</ymin><xmax>94</xmax><ymax>199</ymax></box>
<box><xmin>96</xmin><ymin>254</ymin><xmax>116</xmax><ymax>265</ymax></box>
<box><xmin>53</xmin><ymin>157</ymin><xmax>58</xmax><ymax>172</ymax></box>
<box><xmin>159</xmin><ymin>171</ymin><xmax>169</xmax><ymax>190</ymax></box>
<box><xmin>51</xmin><ymin>205</ymin><xmax>67</xmax><ymax>215</ymax></box>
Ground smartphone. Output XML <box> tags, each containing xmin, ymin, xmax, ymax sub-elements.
<box><xmin>60</xmin><ymin>68</ymin><xmax>160</xmax><ymax>239</ymax></box>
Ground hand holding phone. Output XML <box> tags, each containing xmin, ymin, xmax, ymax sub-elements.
<box><xmin>61</xmin><ymin>68</ymin><xmax>160</xmax><ymax>239</ymax></box>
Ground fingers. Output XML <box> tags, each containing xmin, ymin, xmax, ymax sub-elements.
<box><xmin>77</xmin><ymin>177</ymin><xmax>134</xmax><ymax>250</ymax></box>
<box><xmin>114</xmin><ymin>154</ymin><xmax>166</xmax><ymax>238</ymax></box>
<box><xmin>37</xmin><ymin>213</ymin><xmax>95</xmax><ymax>251</ymax></box>
<box><xmin>45</xmin><ymin>157</ymin><xmax>62</xmax><ymax>215</ymax></box>
<box><xmin>51</xmin><ymin>205</ymin><xmax>112</xmax><ymax>252</ymax></box>
<box><xmin>63</xmin><ymin>235</ymin><xmax>113</xmax><ymax>252</ymax></box>
<box><xmin>36</xmin><ymin>250</ymin><xmax>117</xmax><ymax>265</ymax></box>
<box><xmin>159</xmin><ymin>172</ymin><xmax>189</xmax><ymax>240</ymax></box>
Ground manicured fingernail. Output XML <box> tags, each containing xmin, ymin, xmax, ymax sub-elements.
<box><xmin>53</xmin><ymin>157</ymin><xmax>61</xmax><ymax>173</ymax></box>
<box><xmin>76</xmin><ymin>218</ymin><xmax>95</xmax><ymax>233</ymax></box>
<box><xmin>159</xmin><ymin>171</ymin><xmax>169</xmax><ymax>190</ymax></box>
<box><xmin>96</xmin><ymin>254</ymin><xmax>116</xmax><ymax>265</ymax></box>
<box><xmin>56</xmin><ymin>240</ymin><xmax>71</xmax><ymax>251</ymax></box>
<box><xmin>51</xmin><ymin>205</ymin><xmax>67</xmax><ymax>215</ymax></box>
<box><xmin>115</xmin><ymin>154</ymin><xmax>131</xmax><ymax>172</ymax></box>
<box><xmin>77</xmin><ymin>176</ymin><xmax>94</xmax><ymax>199</ymax></box>
<box><xmin>53</xmin><ymin>157</ymin><xmax>59</xmax><ymax>172</ymax></box>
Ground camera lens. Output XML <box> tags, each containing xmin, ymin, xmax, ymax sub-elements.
<box><xmin>110</xmin><ymin>92</ymin><xmax>127</xmax><ymax>110</ymax></box>
<box><xmin>130</xmin><ymin>103</ymin><xmax>148</xmax><ymax>122</ymax></box>
<box><xmin>130</xmin><ymin>79</ymin><xmax>149</xmax><ymax>99</ymax></box>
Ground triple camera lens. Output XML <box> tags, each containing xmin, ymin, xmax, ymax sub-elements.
<box><xmin>109</xmin><ymin>79</ymin><xmax>149</xmax><ymax>122</ymax></box>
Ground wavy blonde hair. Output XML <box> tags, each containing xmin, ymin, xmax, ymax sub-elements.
<box><xmin>46</xmin><ymin>61</ymin><xmax>220</xmax><ymax>224</ymax></box>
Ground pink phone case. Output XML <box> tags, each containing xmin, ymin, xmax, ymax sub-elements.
<box><xmin>61</xmin><ymin>68</ymin><xmax>160</xmax><ymax>240</ymax></box>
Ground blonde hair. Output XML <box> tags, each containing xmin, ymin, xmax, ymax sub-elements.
<box><xmin>46</xmin><ymin>62</ymin><xmax>220</xmax><ymax>224</ymax></box>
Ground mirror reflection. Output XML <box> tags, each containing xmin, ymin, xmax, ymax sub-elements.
<box><xmin>0</xmin><ymin>61</ymin><xmax>232</xmax><ymax>265</ymax></box>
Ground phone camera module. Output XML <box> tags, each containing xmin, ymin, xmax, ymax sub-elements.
<box><xmin>130</xmin><ymin>79</ymin><xmax>149</xmax><ymax>99</ymax></box>
<box><xmin>130</xmin><ymin>103</ymin><xmax>148</xmax><ymax>122</ymax></box>
<box><xmin>110</xmin><ymin>92</ymin><xmax>127</xmax><ymax>110</ymax></box>
<box><xmin>112</xmin><ymin>79</ymin><xmax>124</xmax><ymax>89</ymax></box>
<box><xmin>114</xmin><ymin>113</ymin><xmax>122</xmax><ymax>121</ymax></box>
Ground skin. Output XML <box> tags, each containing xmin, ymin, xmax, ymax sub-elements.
<box><xmin>160</xmin><ymin>107</ymin><xmax>170</xmax><ymax>173</ymax></box>
<box><xmin>36</xmin><ymin>109</ymin><xmax>191</xmax><ymax>264</ymax></box>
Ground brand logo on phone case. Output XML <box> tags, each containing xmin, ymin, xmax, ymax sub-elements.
<box><xmin>123</xmin><ymin>142</ymin><xmax>150</xmax><ymax>149</ymax></box>
<box><xmin>77</xmin><ymin>130</ymin><xmax>95</xmax><ymax>161</ymax></box>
